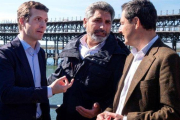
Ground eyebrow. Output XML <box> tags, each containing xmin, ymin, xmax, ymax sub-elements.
<box><xmin>94</xmin><ymin>17</ymin><xmax>102</xmax><ymax>19</ymax></box>
<box><xmin>94</xmin><ymin>17</ymin><xmax>111</xmax><ymax>21</ymax></box>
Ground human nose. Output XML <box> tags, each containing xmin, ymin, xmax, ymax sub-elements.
<box><xmin>118</xmin><ymin>25</ymin><xmax>122</xmax><ymax>33</ymax></box>
<box><xmin>40</xmin><ymin>20</ymin><xmax>47</xmax><ymax>28</ymax></box>
<box><xmin>100</xmin><ymin>22</ymin><xmax>105</xmax><ymax>29</ymax></box>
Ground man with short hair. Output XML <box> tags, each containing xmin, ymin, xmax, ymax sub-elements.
<box><xmin>0</xmin><ymin>1</ymin><xmax>73</xmax><ymax>120</ymax></box>
<box><xmin>97</xmin><ymin>0</ymin><xmax>180</xmax><ymax>120</ymax></box>
<box><xmin>48</xmin><ymin>1</ymin><xmax>129</xmax><ymax>120</ymax></box>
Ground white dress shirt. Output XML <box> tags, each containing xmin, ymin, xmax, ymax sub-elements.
<box><xmin>79</xmin><ymin>34</ymin><xmax>105</xmax><ymax>59</ymax></box>
<box><xmin>18</xmin><ymin>35</ymin><xmax>52</xmax><ymax>118</ymax></box>
<box><xmin>116</xmin><ymin>35</ymin><xmax>158</xmax><ymax>120</ymax></box>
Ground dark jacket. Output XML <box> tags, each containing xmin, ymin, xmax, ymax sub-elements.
<box><xmin>0</xmin><ymin>37</ymin><xmax>50</xmax><ymax>120</ymax></box>
<box><xmin>48</xmin><ymin>32</ymin><xmax>130</xmax><ymax>120</ymax></box>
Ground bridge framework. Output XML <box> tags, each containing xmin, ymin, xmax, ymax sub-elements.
<box><xmin>0</xmin><ymin>13</ymin><xmax>180</xmax><ymax>65</ymax></box>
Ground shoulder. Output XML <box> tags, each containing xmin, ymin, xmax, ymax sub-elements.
<box><xmin>149</xmin><ymin>41</ymin><xmax>179</xmax><ymax>68</ymax></box>
<box><xmin>0</xmin><ymin>37</ymin><xmax>21</xmax><ymax>53</ymax></box>
<box><xmin>0</xmin><ymin>42</ymin><xmax>14</xmax><ymax>55</ymax></box>
<box><xmin>64</xmin><ymin>33</ymin><xmax>85</xmax><ymax>50</ymax></box>
<box><xmin>156</xmin><ymin>42</ymin><xmax>178</xmax><ymax>58</ymax></box>
<box><xmin>113</xmin><ymin>37</ymin><xmax>130</xmax><ymax>56</ymax></box>
<box><xmin>147</xmin><ymin>38</ymin><xmax>177</xmax><ymax>58</ymax></box>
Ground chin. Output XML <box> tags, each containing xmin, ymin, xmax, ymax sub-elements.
<box><xmin>36</xmin><ymin>36</ymin><xmax>43</xmax><ymax>40</ymax></box>
<box><xmin>124</xmin><ymin>40</ymin><xmax>128</xmax><ymax>45</ymax></box>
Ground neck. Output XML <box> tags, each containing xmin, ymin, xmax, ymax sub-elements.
<box><xmin>134</xmin><ymin>30</ymin><xmax>156</xmax><ymax>51</ymax></box>
<box><xmin>19</xmin><ymin>32</ymin><xmax>37</xmax><ymax>49</ymax></box>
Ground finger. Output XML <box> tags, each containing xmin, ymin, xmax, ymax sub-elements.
<box><xmin>114</xmin><ymin>118</ymin><xmax>120</xmax><ymax>120</ymax></box>
<box><xmin>77</xmin><ymin>106</ymin><xmax>91</xmax><ymax>114</ymax></box>
<box><xmin>57</xmin><ymin>76</ymin><xmax>68</xmax><ymax>86</ymax></box>
<box><xmin>58</xmin><ymin>76</ymin><xmax>66</xmax><ymax>81</ymax></box>
<box><xmin>76</xmin><ymin>106</ymin><xmax>91</xmax><ymax>118</ymax></box>
<box><xmin>59</xmin><ymin>80</ymin><xmax>65</xmax><ymax>85</ymax></box>
<box><xmin>105</xmin><ymin>116</ymin><xmax>111</xmax><ymax>120</ymax></box>
<box><xmin>60</xmin><ymin>79</ymin><xmax>74</xmax><ymax>93</ymax></box>
<box><xmin>114</xmin><ymin>116</ymin><xmax>123</xmax><ymax>120</ymax></box>
<box><xmin>62</xmin><ymin>76</ymin><xmax>69</xmax><ymax>85</ymax></box>
<box><xmin>67</xmin><ymin>79</ymin><xmax>74</xmax><ymax>88</ymax></box>
<box><xmin>97</xmin><ymin>113</ymin><xmax>107</xmax><ymax>120</ymax></box>
<box><xmin>93</xmin><ymin>102</ymin><xmax>100</xmax><ymax>108</ymax></box>
<box><xmin>107</xmin><ymin>112</ymin><xmax>121</xmax><ymax>119</ymax></box>
<box><xmin>97</xmin><ymin>113</ymin><xmax>104</xmax><ymax>119</ymax></box>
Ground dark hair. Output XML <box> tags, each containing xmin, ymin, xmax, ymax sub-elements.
<box><xmin>17</xmin><ymin>1</ymin><xmax>49</xmax><ymax>30</ymax></box>
<box><xmin>85</xmin><ymin>1</ymin><xmax>115</xmax><ymax>21</ymax></box>
<box><xmin>122</xmin><ymin>0</ymin><xmax>157</xmax><ymax>30</ymax></box>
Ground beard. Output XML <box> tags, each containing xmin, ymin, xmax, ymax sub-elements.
<box><xmin>88</xmin><ymin>29</ymin><xmax>110</xmax><ymax>43</ymax></box>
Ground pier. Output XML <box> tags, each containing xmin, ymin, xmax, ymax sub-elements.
<box><xmin>0</xmin><ymin>10</ymin><xmax>180</xmax><ymax>65</ymax></box>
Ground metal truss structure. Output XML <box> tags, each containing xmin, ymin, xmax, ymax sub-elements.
<box><xmin>0</xmin><ymin>14</ymin><xmax>180</xmax><ymax>49</ymax></box>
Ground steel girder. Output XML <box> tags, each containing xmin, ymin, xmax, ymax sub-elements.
<box><xmin>0</xmin><ymin>14</ymin><xmax>179</xmax><ymax>43</ymax></box>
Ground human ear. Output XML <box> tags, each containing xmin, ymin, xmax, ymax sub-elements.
<box><xmin>19</xmin><ymin>17</ymin><xmax>25</xmax><ymax>27</ymax></box>
<box><xmin>83</xmin><ymin>18</ymin><xmax>88</xmax><ymax>28</ymax></box>
<box><xmin>133</xmin><ymin>17</ymin><xmax>140</xmax><ymax>29</ymax></box>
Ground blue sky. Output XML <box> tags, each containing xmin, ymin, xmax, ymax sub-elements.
<box><xmin>0</xmin><ymin>0</ymin><xmax>180</xmax><ymax>22</ymax></box>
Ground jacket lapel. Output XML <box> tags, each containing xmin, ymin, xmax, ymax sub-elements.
<box><xmin>38</xmin><ymin>50</ymin><xmax>47</xmax><ymax>86</ymax></box>
<box><xmin>122</xmin><ymin>40</ymin><xmax>160</xmax><ymax>111</ymax></box>
<box><xmin>11</xmin><ymin>37</ymin><xmax>34</xmax><ymax>87</ymax></box>
<box><xmin>113</xmin><ymin>54</ymin><xmax>134</xmax><ymax>112</ymax></box>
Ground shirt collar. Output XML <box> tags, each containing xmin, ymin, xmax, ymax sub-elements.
<box><xmin>80</xmin><ymin>34</ymin><xmax>106</xmax><ymax>50</ymax></box>
<box><xmin>131</xmin><ymin>35</ymin><xmax>158</xmax><ymax>56</ymax></box>
<box><xmin>18</xmin><ymin>34</ymin><xmax>40</xmax><ymax>55</ymax></box>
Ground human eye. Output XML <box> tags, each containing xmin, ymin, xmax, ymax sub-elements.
<box><xmin>94</xmin><ymin>19</ymin><xmax>100</xmax><ymax>22</ymax></box>
<box><xmin>35</xmin><ymin>17</ymin><xmax>41</xmax><ymax>22</ymax></box>
<box><xmin>45</xmin><ymin>19</ymin><xmax>48</xmax><ymax>23</ymax></box>
<box><xmin>120</xmin><ymin>22</ymin><xmax>124</xmax><ymax>25</ymax></box>
<box><xmin>106</xmin><ymin>20</ymin><xmax>111</xmax><ymax>24</ymax></box>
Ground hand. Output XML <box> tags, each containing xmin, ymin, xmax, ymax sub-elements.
<box><xmin>49</xmin><ymin>76</ymin><xmax>74</xmax><ymax>94</ymax></box>
<box><xmin>97</xmin><ymin>111</ymin><xmax>123</xmax><ymax>120</ymax></box>
<box><xmin>76</xmin><ymin>102</ymin><xmax>101</xmax><ymax>118</ymax></box>
<box><xmin>97</xmin><ymin>111</ymin><xmax>111</xmax><ymax>120</ymax></box>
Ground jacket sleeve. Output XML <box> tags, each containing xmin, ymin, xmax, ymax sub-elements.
<box><xmin>0</xmin><ymin>50</ymin><xmax>48</xmax><ymax>104</ymax></box>
<box><xmin>127</xmin><ymin>53</ymin><xmax>180</xmax><ymax>120</ymax></box>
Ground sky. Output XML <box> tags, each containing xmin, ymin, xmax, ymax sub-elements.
<box><xmin>0</xmin><ymin>0</ymin><xmax>180</xmax><ymax>22</ymax></box>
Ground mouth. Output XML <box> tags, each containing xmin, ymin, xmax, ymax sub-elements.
<box><xmin>37</xmin><ymin>31</ymin><xmax>44</xmax><ymax>34</ymax></box>
<box><xmin>94</xmin><ymin>30</ymin><xmax>107</xmax><ymax>37</ymax></box>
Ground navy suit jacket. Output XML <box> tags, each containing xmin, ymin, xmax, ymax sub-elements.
<box><xmin>0</xmin><ymin>37</ymin><xmax>50</xmax><ymax>120</ymax></box>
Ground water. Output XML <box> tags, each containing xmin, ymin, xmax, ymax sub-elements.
<box><xmin>177</xmin><ymin>52</ymin><xmax>180</xmax><ymax>56</ymax></box>
<box><xmin>46</xmin><ymin>52</ymin><xmax>180</xmax><ymax>120</ymax></box>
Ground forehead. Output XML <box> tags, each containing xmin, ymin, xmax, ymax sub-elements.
<box><xmin>30</xmin><ymin>8</ymin><xmax>48</xmax><ymax>18</ymax></box>
<box><xmin>91</xmin><ymin>9</ymin><xmax>111</xmax><ymax>20</ymax></box>
<box><xmin>120</xmin><ymin>10</ymin><xmax>126</xmax><ymax>22</ymax></box>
